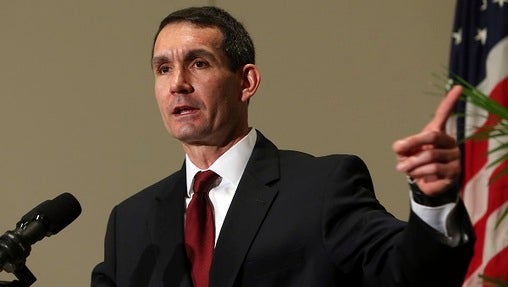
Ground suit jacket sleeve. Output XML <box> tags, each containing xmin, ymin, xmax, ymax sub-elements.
<box><xmin>321</xmin><ymin>155</ymin><xmax>474</xmax><ymax>287</ymax></box>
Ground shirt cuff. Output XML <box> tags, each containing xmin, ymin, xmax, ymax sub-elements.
<box><xmin>410</xmin><ymin>191</ymin><xmax>457</xmax><ymax>237</ymax></box>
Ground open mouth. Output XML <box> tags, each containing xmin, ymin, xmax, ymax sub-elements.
<box><xmin>173</xmin><ymin>105</ymin><xmax>198</xmax><ymax>115</ymax></box>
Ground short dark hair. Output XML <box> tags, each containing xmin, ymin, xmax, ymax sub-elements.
<box><xmin>152</xmin><ymin>6</ymin><xmax>255</xmax><ymax>72</ymax></box>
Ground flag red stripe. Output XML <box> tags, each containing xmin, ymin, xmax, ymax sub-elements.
<box><xmin>483</xmin><ymin>245</ymin><xmax>508</xmax><ymax>281</ymax></box>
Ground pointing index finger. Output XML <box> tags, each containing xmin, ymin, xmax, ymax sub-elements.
<box><xmin>424</xmin><ymin>85</ymin><xmax>463</xmax><ymax>132</ymax></box>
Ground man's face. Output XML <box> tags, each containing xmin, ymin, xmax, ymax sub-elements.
<box><xmin>152</xmin><ymin>22</ymin><xmax>249</xmax><ymax>147</ymax></box>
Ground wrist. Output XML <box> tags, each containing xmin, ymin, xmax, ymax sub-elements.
<box><xmin>408</xmin><ymin>177</ymin><xmax>459</xmax><ymax>207</ymax></box>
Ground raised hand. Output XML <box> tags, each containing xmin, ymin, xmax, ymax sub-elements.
<box><xmin>392</xmin><ymin>86</ymin><xmax>463</xmax><ymax>196</ymax></box>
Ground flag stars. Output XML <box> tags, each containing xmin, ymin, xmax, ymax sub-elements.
<box><xmin>475</xmin><ymin>28</ymin><xmax>487</xmax><ymax>45</ymax></box>
<box><xmin>452</xmin><ymin>28</ymin><xmax>462</xmax><ymax>45</ymax></box>
<box><xmin>493</xmin><ymin>0</ymin><xmax>508</xmax><ymax>7</ymax></box>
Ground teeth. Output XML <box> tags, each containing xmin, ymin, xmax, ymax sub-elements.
<box><xmin>174</xmin><ymin>107</ymin><xmax>195</xmax><ymax>115</ymax></box>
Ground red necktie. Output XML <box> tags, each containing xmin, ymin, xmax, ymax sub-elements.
<box><xmin>185</xmin><ymin>170</ymin><xmax>219</xmax><ymax>287</ymax></box>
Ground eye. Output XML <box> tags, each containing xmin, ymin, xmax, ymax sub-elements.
<box><xmin>193</xmin><ymin>60</ymin><xmax>209</xmax><ymax>69</ymax></box>
<box><xmin>159</xmin><ymin>65</ymin><xmax>170</xmax><ymax>74</ymax></box>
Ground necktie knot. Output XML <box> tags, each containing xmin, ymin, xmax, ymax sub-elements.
<box><xmin>193</xmin><ymin>170</ymin><xmax>219</xmax><ymax>195</ymax></box>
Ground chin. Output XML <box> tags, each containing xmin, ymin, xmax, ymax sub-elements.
<box><xmin>170</xmin><ymin>128</ymin><xmax>208</xmax><ymax>144</ymax></box>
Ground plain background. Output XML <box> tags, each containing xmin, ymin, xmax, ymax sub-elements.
<box><xmin>0</xmin><ymin>1</ymin><xmax>456</xmax><ymax>285</ymax></box>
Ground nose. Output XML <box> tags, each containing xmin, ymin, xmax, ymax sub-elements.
<box><xmin>170</xmin><ymin>68</ymin><xmax>194</xmax><ymax>95</ymax></box>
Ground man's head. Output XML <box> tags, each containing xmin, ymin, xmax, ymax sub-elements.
<box><xmin>152</xmin><ymin>6</ymin><xmax>255</xmax><ymax>72</ymax></box>
<box><xmin>151</xmin><ymin>7</ymin><xmax>260</xmax><ymax>152</ymax></box>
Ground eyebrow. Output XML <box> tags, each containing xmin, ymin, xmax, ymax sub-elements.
<box><xmin>151</xmin><ymin>48</ymin><xmax>218</xmax><ymax>68</ymax></box>
<box><xmin>186</xmin><ymin>48</ymin><xmax>216</xmax><ymax>61</ymax></box>
<box><xmin>151</xmin><ymin>55</ymin><xmax>169</xmax><ymax>69</ymax></box>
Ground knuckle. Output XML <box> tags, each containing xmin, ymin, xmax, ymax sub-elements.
<box><xmin>428</xmin><ymin>131</ymin><xmax>441</xmax><ymax>141</ymax></box>
<box><xmin>426</xmin><ymin>164</ymin><xmax>440</xmax><ymax>175</ymax></box>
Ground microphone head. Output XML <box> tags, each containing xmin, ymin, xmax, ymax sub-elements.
<box><xmin>43</xmin><ymin>193</ymin><xmax>82</xmax><ymax>235</ymax></box>
<box><xmin>18</xmin><ymin>193</ymin><xmax>82</xmax><ymax>235</ymax></box>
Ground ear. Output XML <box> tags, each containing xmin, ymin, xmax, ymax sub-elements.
<box><xmin>239</xmin><ymin>64</ymin><xmax>261</xmax><ymax>103</ymax></box>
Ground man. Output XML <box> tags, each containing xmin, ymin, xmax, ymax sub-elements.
<box><xmin>92</xmin><ymin>6</ymin><xmax>474</xmax><ymax>287</ymax></box>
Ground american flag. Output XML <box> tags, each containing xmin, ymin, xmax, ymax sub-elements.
<box><xmin>449</xmin><ymin>0</ymin><xmax>508</xmax><ymax>286</ymax></box>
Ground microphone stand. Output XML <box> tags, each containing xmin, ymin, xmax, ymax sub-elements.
<box><xmin>0</xmin><ymin>229</ymin><xmax>36</xmax><ymax>287</ymax></box>
<box><xmin>0</xmin><ymin>265</ymin><xmax>36</xmax><ymax>287</ymax></box>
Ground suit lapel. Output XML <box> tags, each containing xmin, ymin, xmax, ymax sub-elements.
<box><xmin>148</xmin><ymin>168</ymin><xmax>193</xmax><ymax>286</ymax></box>
<box><xmin>209</xmin><ymin>131</ymin><xmax>280</xmax><ymax>287</ymax></box>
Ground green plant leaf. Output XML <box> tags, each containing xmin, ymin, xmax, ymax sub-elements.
<box><xmin>479</xmin><ymin>274</ymin><xmax>508</xmax><ymax>287</ymax></box>
<box><xmin>487</xmin><ymin>151</ymin><xmax>508</xmax><ymax>169</ymax></box>
<box><xmin>454</xmin><ymin>75</ymin><xmax>508</xmax><ymax>119</ymax></box>
<box><xmin>495</xmin><ymin>207</ymin><xmax>508</xmax><ymax>230</ymax></box>
<box><xmin>489</xmin><ymin>167</ymin><xmax>508</xmax><ymax>185</ymax></box>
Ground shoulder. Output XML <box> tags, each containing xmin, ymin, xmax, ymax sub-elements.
<box><xmin>254</xmin><ymin>130</ymin><xmax>370</xmax><ymax>178</ymax></box>
<box><xmin>279</xmin><ymin>149</ymin><xmax>368</xmax><ymax>171</ymax></box>
<box><xmin>256</xmin><ymin>130</ymin><xmax>365</xmax><ymax>165</ymax></box>
<box><xmin>276</xmin><ymin>150</ymin><xmax>373</xmax><ymax>190</ymax></box>
<box><xmin>115</xmin><ymin>170</ymin><xmax>184</xmax><ymax>212</ymax></box>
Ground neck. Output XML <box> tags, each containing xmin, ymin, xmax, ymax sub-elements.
<box><xmin>182</xmin><ymin>129</ymin><xmax>250</xmax><ymax>169</ymax></box>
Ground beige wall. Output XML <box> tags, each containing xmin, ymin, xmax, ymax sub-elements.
<box><xmin>0</xmin><ymin>1</ymin><xmax>455</xmax><ymax>285</ymax></box>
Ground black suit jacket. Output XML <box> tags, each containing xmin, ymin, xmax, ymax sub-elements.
<box><xmin>92</xmin><ymin>131</ymin><xmax>474</xmax><ymax>287</ymax></box>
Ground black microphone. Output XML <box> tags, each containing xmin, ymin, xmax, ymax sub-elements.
<box><xmin>0</xmin><ymin>193</ymin><xmax>81</xmax><ymax>273</ymax></box>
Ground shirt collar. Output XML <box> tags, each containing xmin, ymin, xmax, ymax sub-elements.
<box><xmin>185</xmin><ymin>128</ymin><xmax>257</xmax><ymax>197</ymax></box>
